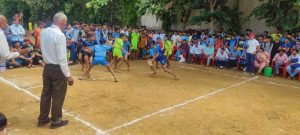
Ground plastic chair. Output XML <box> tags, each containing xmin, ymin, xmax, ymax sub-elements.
<box><xmin>271</xmin><ymin>61</ymin><xmax>287</xmax><ymax>78</ymax></box>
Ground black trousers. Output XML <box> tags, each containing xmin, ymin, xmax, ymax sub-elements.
<box><xmin>38</xmin><ymin>64</ymin><xmax>67</xmax><ymax>123</ymax></box>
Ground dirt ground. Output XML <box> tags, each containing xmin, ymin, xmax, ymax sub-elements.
<box><xmin>0</xmin><ymin>61</ymin><xmax>300</xmax><ymax>135</ymax></box>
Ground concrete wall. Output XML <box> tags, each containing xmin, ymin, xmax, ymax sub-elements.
<box><xmin>140</xmin><ymin>0</ymin><xmax>275</xmax><ymax>34</ymax></box>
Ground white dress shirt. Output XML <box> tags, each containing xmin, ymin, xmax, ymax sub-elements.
<box><xmin>40</xmin><ymin>25</ymin><xmax>71</xmax><ymax>77</ymax></box>
<box><xmin>0</xmin><ymin>29</ymin><xmax>19</xmax><ymax>71</ymax></box>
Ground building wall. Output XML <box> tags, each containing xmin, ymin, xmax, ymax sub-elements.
<box><xmin>141</xmin><ymin>0</ymin><xmax>275</xmax><ymax>34</ymax></box>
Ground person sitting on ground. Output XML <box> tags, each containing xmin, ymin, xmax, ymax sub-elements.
<box><xmin>255</xmin><ymin>48</ymin><xmax>270</xmax><ymax>74</ymax></box>
<box><xmin>272</xmin><ymin>49</ymin><xmax>288</xmax><ymax>75</ymax></box>
<box><xmin>0</xmin><ymin>113</ymin><xmax>7</xmax><ymax>135</ymax></box>
<box><xmin>228</xmin><ymin>45</ymin><xmax>241</xmax><ymax>68</ymax></box>
<box><xmin>215</xmin><ymin>48</ymin><xmax>228</xmax><ymax>69</ymax></box>
<box><xmin>204</xmin><ymin>43</ymin><xmax>214</xmax><ymax>66</ymax></box>
<box><xmin>286</xmin><ymin>49</ymin><xmax>300</xmax><ymax>79</ymax></box>
<box><xmin>32</xmin><ymin>45</ymin><xmax>45</xmax><ymax>67</ymax></box>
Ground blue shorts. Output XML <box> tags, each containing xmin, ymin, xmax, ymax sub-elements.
<box><xmin>156</xmin><ymin>57</ymin><xmax>166</xmax><ymax>65</ymax></box>
<box><xmin>92</xmin><ymin>57</ymin><xmax>108</xmax><ymax>66</ymax></box>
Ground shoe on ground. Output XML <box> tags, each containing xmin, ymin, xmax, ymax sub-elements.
<box><xmin>37</xmin><ymin>119</ymin><xmax>50</xmax><ymax>127</ymax></box>
<box><xmin>50</xmin><ymin>120</ymin><xmax>69</xmax><ymax>129</ymax></box>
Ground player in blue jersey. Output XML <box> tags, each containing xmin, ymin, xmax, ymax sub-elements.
<box><xmin>80</xmin><ymin>39</ymin><xmax>118</xmax><ymax>82</ymax></box>
<box><xmin>147</xmin><ymin>41</ymin><xmax>179</xmax><ymax>80</ymax></box>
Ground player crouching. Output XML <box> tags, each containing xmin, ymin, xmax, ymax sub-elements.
<box><xmin>147</xmin><ymin>41</ymin><xmax>179</xmax><ymax>81</ymax></box>
<box><xmin>80</xmin><ymin>39</ymin><xmax>118</xmax><ymax>82</ymax></box>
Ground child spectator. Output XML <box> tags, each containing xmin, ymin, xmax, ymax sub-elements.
<box><xmin>272</xmin><ymin>49</ymin><xmax>288</xmax><ymax>75</ymax></box>
<box><xmin>0</xmin><ymin>113</ymin><xmax>7</xmax><ymax>135</ymax></box>
<box><xmin>32</xmin><ymin>46</ymin><xmax>45</xmax><ymax>66</ymax></box>
<box><xmin>192</xmin><ymin>42</ymin><xmax>203</xmax><ymax>64</ymax></box>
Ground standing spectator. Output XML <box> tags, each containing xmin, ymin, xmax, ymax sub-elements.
<box><xmin>255</xmin><ymin>48</ymin><xmax>270</xmax><ymax>74</ymax></box>
<box><xmin>271</xmin><ymin>35</ymin><xmax>282</xmax><ymax>59</ymax></box>
<box><xmin>10</xmin><ymin>18</ymin><xmax>26</xmax><ymax>46</ymax></box>
<box><xmin>246</xmin><ymin>33</ymin><xmax>260</xmax><ymax>76</ymax></box>
<box><xmin>32</xmin><ymin>22</ymin><xmax>45</xmax><ymax>49</ymax></box>
<box><xmin>66</xmin><ymin>22</ymin><xmax>81</xmax><ymax>64</ymax></box>
<box><xmin>262</xmin><ymin>36</ymin><xmax>273</xmax><ymax>55</ymax></box>
<box><xmin>38</xmin><ymin>13</ymin><xmax>74</xmax><ymax>129</ymax></box>
<box><xmin>272</xmin><ymin>49</ymin><xmax>288</xmax><ymax>75</ymax></box>
<box><xmin>238</xmin><ymin>50</ymin><xmax>248</xmax><ymax>71</ymax></box>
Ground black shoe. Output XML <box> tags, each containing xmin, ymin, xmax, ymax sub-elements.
<box><xmin>50</xmin><ymin>120</ymin><xmax>69</xmax><ymax>129</ymax></box>
<box><xmin>37</xmin><ymin>119</ymin><xmax>50</xmax><ymax>127</ymax></box>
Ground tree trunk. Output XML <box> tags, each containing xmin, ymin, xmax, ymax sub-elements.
<box><xmin>209</xmin><ymin>0</ymin><xmax>217</xmax><ymax>35</ymax></box>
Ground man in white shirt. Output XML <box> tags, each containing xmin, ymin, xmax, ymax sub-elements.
<box><xmin>38</xmin><ymin>12</ymin><xmax>74</xmax><ymax>129</ymax></box>
<box><xmin>246</xmin><ymin>33</ymin><xmax>260</xmax><ymax>76</ymax></box>
<box><xmin>0</xmin><ymin>15</ymin><xmax>27</xmax><ymax>72</ymax></box>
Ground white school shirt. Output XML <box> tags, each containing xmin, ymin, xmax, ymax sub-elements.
<box><xmin>40</xmin><ymin>25</ymin><xmax>71</xmax><ymax>77</ymax></box>
<box><xmin>247</xmin><ymin>39</ymin><xmax>259</xmax><ymax>54</ymax></box>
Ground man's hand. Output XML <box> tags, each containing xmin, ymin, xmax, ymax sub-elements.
<box><xmin>67</xmin><ymin>76</ymin><xmax>74</xmax><ymax>86</ymax></box>
<box><xmin>17</xmin><ymin>48</ymin><xmax>29</xmax><ymax>55</ymax></box>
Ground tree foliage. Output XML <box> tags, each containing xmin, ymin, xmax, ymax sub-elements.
<box><xmin>251</xmin><ymin>0</ymin><xmax>299</xmax><ymax>30</ymax></box>
<box><xmin>0</xmin><ymin>0</ymin><xmax>141</xmax><ymax>27</ymax></box>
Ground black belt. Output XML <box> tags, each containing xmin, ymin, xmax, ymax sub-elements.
<box><xmin>45</xmin><ymin>64</ymin><xmax>60</xmax><ymax>69</ymax></box>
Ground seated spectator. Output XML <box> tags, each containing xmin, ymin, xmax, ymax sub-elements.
<box><xmin>217</xmin><ymin>44</ymin><xmax>230</xmax><ymax>56</ymax></box>
<box><xmin>192</xmin><ymin>42</ymin><xmax>203</xmax><ymax>64</ymax></box>
<box><xmin>255</xmin><ymin>48</ymin><xmax>270</xmax><ymax>74</ymax></box>
<box><xmin>187</xmin><ymin>42</ymin><xmax>195</xmax><ymax>64</ymax></box>
<box><xmin>0</xmin><ymin>112</ymin><xmax>7</xmax><ymax>135</ymax></box>
<box><xmin>9</xmin><ymin>42</ymin><xmax>35</xmax><ymax>68</ymax></box>
<box><xmin>204</xmin><ymin>43</ymin><xmax>214</xmax><ymax>66</ymax></box>
<box><xmin>281</xmin><ymin>38</ymin><xmax>292</xmax><ymax>53</ymax></box>
<box><xmin>215</xmin><ymin>48</ymin><xmax>228</xmax><ymax>69</ymax></box>
<box><xmin>286</xmin><ymin>49</ymin><xmax>300</xmax><ymax>79</ymax></box>
<box><xmin>178</xmin><ymin>39</ymin><xmax>189</xmax><ymax>62</ymax></box>
<box><xmin>228</xmin><ymin>46</ymin><xmax>241</xmax><ymax>68</ymax></box>
<box><xmin>272</xmin><ymin>49</ymin><xmax>288</xmax><ymax>75</ymax></box>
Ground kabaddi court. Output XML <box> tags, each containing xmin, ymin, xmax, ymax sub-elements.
<box><xmin>0</xmin><ymin>61</ymin><xmax>300</xmax><ymax>135</ymax></box>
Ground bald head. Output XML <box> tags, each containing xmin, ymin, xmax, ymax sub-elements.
<box><xmin>0</xmin><ymin>14</ymin><xmax>7</xmax><ymax>29</ymax></box>
<box><xmin>53</xmin><ymin>12</ymin><xmax>68</xmax><ymax>30</ymax></box>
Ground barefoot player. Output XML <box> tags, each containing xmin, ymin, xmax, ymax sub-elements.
<box><xmin>148</xmin><ymin>41</ymin><xmax>179</xmax><ymax>80</ymax></box>
<box><xmin>80</xmin><ymin>39</ymin><xmax>118</xmax><ymax>82</ymax></box>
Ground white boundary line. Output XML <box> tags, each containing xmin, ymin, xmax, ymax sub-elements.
<box><xmin>223</xmin><ymin>73</ymin><xmax>300</xmax><ymax>90</ymax></box>
<box><xmin>103</xmin><ymin>76</ymin><xmax>258</xmax><ymax>133</ymax></box>
<box><xmin>0</xmin><ymin>77</ymin><xmax>108</xmax><ymax>135</ymax></box>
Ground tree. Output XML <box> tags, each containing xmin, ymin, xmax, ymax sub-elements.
<box><xmin>139</xmin><ymin>0</ymin><xmax>205</xmax><ymax>31</ymax></box>
<box><xmin>190</xmin><ymin>0</ymin><xmax>241</xmax><ymax>34</ymax></box>
<box><xmin>250</xmin><ymin>0</ymin><xmax>299</xmax><ymax>31</ymax></box>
